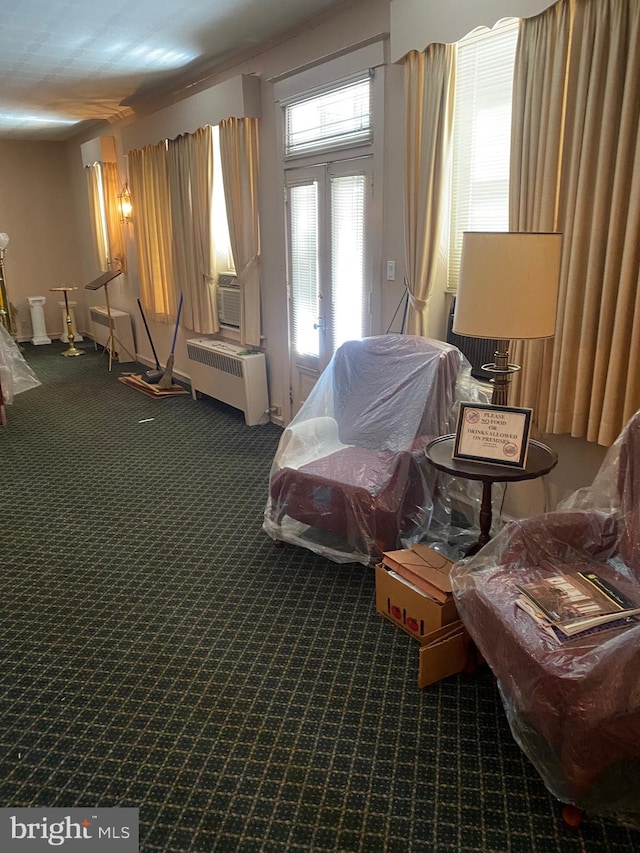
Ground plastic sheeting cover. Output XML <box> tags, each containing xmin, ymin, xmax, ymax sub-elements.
<box><xmin>264</xmin><ymin>334</ymin><xmax>486</xmax><ymax>565</ymax></box>
<box><xmin>0</xmin><ymin>324</ymin><xmax>41</xmax><ymax>405</ymax></box>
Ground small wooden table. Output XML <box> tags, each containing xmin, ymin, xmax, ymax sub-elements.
<box><xmin>425</xmin><ymin>435</ymin><xmax>558</xmax><ymax>555</ymax></box>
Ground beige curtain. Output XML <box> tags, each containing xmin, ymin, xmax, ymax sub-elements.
<box><xmin>85</xmin><ymin>165</ymin><xmax>108</xmax><ymax>271</ymax></box>
<box><xmin>547</xmin><ymin>0</ymin><xmax>640</xmax><ymax>445</ymax></box>
<box><xmin>85</xmin><ymin>162</ymin><xmax>125</xmax><ymax>273</ymax></box>
<box><xmin>129</xmin><ymin>142</ymin><xmax>176</xmax><ymax>322</ymax></box>
<box><xmin>511</xmin><ymin>0</ymin><xmax>640</xmax><ymax>446</ymax></box>
<box><xmin>219</xmin><ymin>117</ymin><xmax>261</xmax><ymax>347</ymax></box>
<box><xmin>509</xmin><ymin>2</ymin><xmax>572</xmax><ymax>422</ymax></box>
<box><xmin>167</xmin><ymin>127</ymin><xmax>218</xmax><ymax>333</ymax></box>
<box><xmin>101</xmin><ymin>162</ymin><xmax>125</xmax><ymax>271</ymax></box>
<box><xmin>403</xmin><ymin>44</ymin><xmax>456</xmax><ymax>335</ymax></box>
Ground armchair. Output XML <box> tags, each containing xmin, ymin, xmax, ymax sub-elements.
<box><xmin>452</xmin><ymin>409</ymin><xmax>640</xmax><ymax>818</ymax></box>
<box><xmin>263</xmin><ymin>334</ymin><xmax>479</xmax><ymax>565</ymax></box>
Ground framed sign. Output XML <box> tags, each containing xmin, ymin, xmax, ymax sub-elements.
<box><xmin>453</xmin><ymin>403</ymin><xmax>532</xmax><ymax>468</ymax></box>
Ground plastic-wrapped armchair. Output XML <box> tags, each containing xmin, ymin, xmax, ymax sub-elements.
<box><xmin>451</xmin><ymin>409</ymin><xmax>640</xmax><ymax>820</ymax></box>
<box><xmin>0</xmin><ymin>323</ymin><xmax>41</xmax><ymax>423</ymax></box>
<box><xmin>263</xmin><ymin>334</ymin><xmax>480</xmax><ymax>565</ymax></box>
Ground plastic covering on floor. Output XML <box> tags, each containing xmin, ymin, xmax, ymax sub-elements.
<box><xmin>0</xmin><ymin>324</ymin><xmax>41</xmax><ymax>406</ymax></box>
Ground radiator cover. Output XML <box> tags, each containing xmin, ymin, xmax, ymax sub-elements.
<box><xmin>89</xmin><ymin>306</ymin><xmax>135</xmax><ymax>363</ymax></box>
<box><xmin>186</xmin><ymin>338</ymin><xmax>268</xmax><ymax>426</ymax></box>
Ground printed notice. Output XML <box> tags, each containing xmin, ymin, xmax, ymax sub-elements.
<box><xmin>453</xmin><ymin>404</ymin><xmax>532</xmax><ymax>467</ymax></box>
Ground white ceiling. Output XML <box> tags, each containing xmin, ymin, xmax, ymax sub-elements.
<box><xmin>0</xmin><ymin>0</ymin><xmax>347</xmax><ymax>142</ymax></box>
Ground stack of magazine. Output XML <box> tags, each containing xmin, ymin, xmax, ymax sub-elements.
<box><xmin>516</xmin><ymin>570</ymin><xmax>640</xmax><ymax>642</ymax></box>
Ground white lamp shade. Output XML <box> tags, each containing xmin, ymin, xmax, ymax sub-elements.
<box><xmin>453</xmin><ymin>231</ymin><xmax>562</xmax><ymax>340</ymax></box>
<box><xmin>0</xmin><ymin>232</ymin><xmax>9</xmax><ymax>250</ymax></box>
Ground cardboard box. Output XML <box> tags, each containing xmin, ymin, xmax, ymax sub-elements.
<box><xmin>382</xmin><ymin>543</ymin><xmax>455</xmax><ymax>603</ymax></box>
<box><xmin>375</xmin><ymin>562</ymin><xmax>472</xmax><ymax>688</ymax></box>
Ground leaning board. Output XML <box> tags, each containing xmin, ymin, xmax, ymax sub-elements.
<box><xmin>118</xmin><ymin>374</ymin><xmax>189</xmax><ymax>398</ymax></box>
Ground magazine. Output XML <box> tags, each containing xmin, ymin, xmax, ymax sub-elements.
<box><xmin>516</xmin><ymin>571</ymin><xmax>640</xmax><ymax>637</ymax></box>
<box><xmin>515</xmin><ymin>594</ymin><xmax>638</xmax><ymax>642</ymax></box>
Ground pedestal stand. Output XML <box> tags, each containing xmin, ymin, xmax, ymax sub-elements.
<box><xmin>27</xmin><ymin>297</ymin><xmax>51</xmax><ymax>345</ymax></box>
<box><xmin>50</xmin><ymin>286</ymin><xmax>84</xmax><ymax>357</ymax></box>
<box><xmin>58</xmin><ymin>300</ymin><xmax>83</xmax><ymax>343</ymax></box>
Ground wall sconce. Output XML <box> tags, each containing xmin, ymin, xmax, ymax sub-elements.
<box><xmin>117</xmin><ymin>183</ymin><xmax>133</xmax><ymax>223</ymax></box>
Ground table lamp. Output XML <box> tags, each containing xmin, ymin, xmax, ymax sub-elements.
<box><xmin>452</xmin><ymin>231</ymin><xmax>562</xmax><ymax>406</ymax></box>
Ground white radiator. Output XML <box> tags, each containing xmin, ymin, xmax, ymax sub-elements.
<box><xmin>89</xmin><ymin>306</ymin><xmax>135</xmax><ymax>363</ymax></box>
<box><xmin>186</xmin><ymin>338</ymin><xmax>269</xmax><ymax>426</ymax></box>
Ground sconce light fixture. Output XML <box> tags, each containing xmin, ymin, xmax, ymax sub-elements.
<box><xmin>117</xmin><ymin>183</ymin><xmax>133</xmax><ymax>223</ymax></box>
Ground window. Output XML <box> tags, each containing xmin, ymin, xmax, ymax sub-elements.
<box><xmin>284</xmin><ymin>73</ymin><xmax>372</xmax><ymax>158</ymax></box>
<box><xmin>329</xmin><ymin>172</ymin><xmax>366</xmax><ymax>351</ymax></box>
<box><xmin>289</xmin><ymin>180</ymin><xmax>319</xmax><ymax>358</ymax></box>
<box><xmin>447</xmin><ymin>19</ymin><xmax>519</xmax><ymax>291</ymax></box>
<box><xmin>211</xmin><ymin>125</ymin><xmax>234</xmax><ymax>272</ymax></box>
<box><xmin>85</xmin><ymin>160</ymin><xmax>123</xmax><ymax>272</ymax></box>
<box><xmin>94</xmin><ymin>164</ymin><xmax>110</xmax><ymax>260</ymax></box>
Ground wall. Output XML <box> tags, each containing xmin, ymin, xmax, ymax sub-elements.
<box><xmin>0</xmin><ymin>141</ymin><xmax>85</xmax><ymax>341</ymax></box>
<box><xmin>390</xmin><ymin>0</ymin><xmax>558</xmax><ymax>56</ymax></box>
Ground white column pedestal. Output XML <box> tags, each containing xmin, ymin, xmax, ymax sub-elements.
<box><xmin>27</xmin><ymin>296</ymin><xmax>51</xmax><ymax>345</ymax></box>
<box><xmin>58</xmin><ymin>300</ymin><xmax>83</xmax><ymax>343</ymax></box>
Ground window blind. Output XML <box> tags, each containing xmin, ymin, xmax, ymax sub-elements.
<box><xmin>330</xmin><ymin>173</ymin><xmax>366</xmax><ymax>352</ymax></box>
<box><xmin>289</xmin><ymin>181</ymin><xmax>320</xmax><ymax>359</ymax></box>
<box><xmin>447</xmin><ymin>19</ymin><xmax>519</xmax><ymax>291</ymax></box>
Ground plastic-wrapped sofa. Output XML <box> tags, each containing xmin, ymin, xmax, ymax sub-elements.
<box><xmin>263</xmin><ymin>334</ymin><xmax>480</xmax><ymax>565</ymax></box>
<box><xmin>452</xmin><ymin>408</ymin><xmax>640</xmax><ymax>818</ymax></box>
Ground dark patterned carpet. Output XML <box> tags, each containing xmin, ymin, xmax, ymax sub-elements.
<box><xmin>1</xmin><ymin>341</ymin><xmax>639</xmax><ymax>851</ymax></box>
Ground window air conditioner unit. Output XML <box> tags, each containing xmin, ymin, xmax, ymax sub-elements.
<box><xmin>217</xmin><ymin>272</ymin><xmax>240</xmax><ymax>328</ymax></box>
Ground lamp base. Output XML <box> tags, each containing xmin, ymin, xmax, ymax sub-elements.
<box><xmin>61</xmin><ymin>344</ymin><xmax>85</xmax><ymax>357</ymax></box>
<box><xmin>482</xmin><ymin>350</ymin><xmax>521</xmax><ymax>406</ymax></box>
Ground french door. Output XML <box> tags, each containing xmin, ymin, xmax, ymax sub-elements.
<box><xmin>286</xmin><ymin>157</ymin><xmax>372</xmax><ymax>414</ymax></box>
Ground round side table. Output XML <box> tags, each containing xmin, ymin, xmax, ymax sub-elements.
<box><xmin>425</xmin><ymin>435</ymin><xmax>558</xmax><ymax>555</ymax></box>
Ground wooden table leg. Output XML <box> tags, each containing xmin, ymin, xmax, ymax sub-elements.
<box><xmin>465</xmin><ymin>480</ymin><xmax>493</xmax><ymax>556</ymax></box>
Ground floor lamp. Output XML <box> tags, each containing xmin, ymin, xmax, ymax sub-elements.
<box><xmin>452</xmin><ymin>232</ymin><xmax>562</xmax><ymax>406</ymax></box>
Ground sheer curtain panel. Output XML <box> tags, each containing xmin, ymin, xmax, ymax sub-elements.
<box><xmin>219</xmin><ymin>117</ymin><xmax>261</xmax><ymax>347</ymax></box>
<box><xmin>167</xmin><ymin>127</ymin><xmax>218</xmax><ymax>334</ymax></box>
<box><xmin>128</xmin><ymin>142</ymin><xmax>176</xmax><ymax>322</ymax></box>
